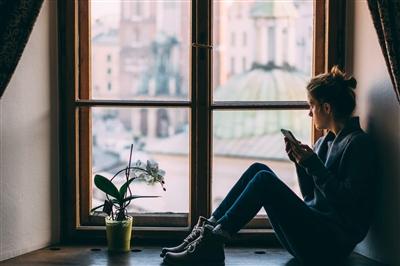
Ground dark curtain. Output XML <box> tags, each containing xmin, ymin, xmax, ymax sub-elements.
<box><xmin>367</xmin><ymin>0</ymin><xmax>400</xmax><ymax>104</ymax></box>
<box><xmin>0</xmin><ymin>0</ymin><xmax>44</xmax><ymax>98</ymax></box>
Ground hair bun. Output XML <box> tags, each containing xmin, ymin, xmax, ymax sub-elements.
<box><xmin>346</xmin><ymin>77</ymin><xmax>357</xmax><ymax>89</ymax></box>
<box><xmin>330</xmin><ymin>65</ymin><xmax>344</xmax><ymax>78</ymax></box>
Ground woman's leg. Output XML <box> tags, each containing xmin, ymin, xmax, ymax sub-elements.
<box><xmin>161</xmin><ymin>163</ymin><xmax>272</xmax><ymax>258</ymax></box>
<box><xmin>211</xmin><ymin>162</ymin><xmax>297</xmax><ymax>256</ymax></box>
<box><xmin>211</xmin><ymin>162</ymin><xmax>272</xmax><ymax>220</ymax></box>
<box><xmin>217</xmin><ymin>170</ymin><xmax>354</xmax><ymax>264</ymax></box>
<box><xmin>266</xmin><ymin>211</ymin><xmax>298</xmax><ymax>257</ymax></box>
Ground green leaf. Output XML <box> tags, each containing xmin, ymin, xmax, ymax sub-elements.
<box><xmin>121</xmin><ymin>195</ymin><xmax>160</xmax><ymax>204</ymax></box>
<box><xmin>94</xmin><ymin>174</ymin><xmax>120</xmax><ymax>200</ymax></box>
<box><xmin>90</xmin><ymin>204</ymin><xmax>104</xmax><ymax>213</ymax></box>
<box><xmin>119</xmin><ymin>178</ymin><xmax>136</xmax><ymax>200</ymax></box>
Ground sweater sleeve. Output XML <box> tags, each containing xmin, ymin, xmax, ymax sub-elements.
<box><xmin>299</xmin><ymin>135</ymin><xmax>374</xmax><ymax>206</ymax></box>
<box><xmin>295</xmin><ymin>163</ymin><xmax>315</xmax><ymax>202</ymax></box>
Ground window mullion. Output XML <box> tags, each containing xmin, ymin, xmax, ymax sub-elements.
<box><xmin>191</xmin><ymin>0</ymin><xmax>213</xmax><ymax>226</ymax></box>
<box><xmin>78</xmin><ymin>0</ymin><xmax>92</xmax><ymax>226</ymax></box>
<box><xmin>212</xmin><ymin>101</ymin><xmax>309</xmax><ymax>110</ymax></box>
<box><xmin>313</xmin><ymin>0</ymin><xmax>327</xmax><ymax>142</ymax></box>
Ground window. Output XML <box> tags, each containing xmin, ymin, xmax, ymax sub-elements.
<box><xmin>282</xmin><ymin>27</ymin><xmax>288</xmax><ymax>65</ymax></box>
<box><xmin>213</xmin><ymin>1</ymin><xmax>315</xmax><ymax>217</ymax></box>
<box><xmin>134</xmin><ymin>28</ymin><xmax>140</xmax><ymax>42</ymax></box>
<box><xmin>230</xmin><ymin>57</ymin><xmax>235</xmax><ymax>75</ymax></box>
<box><xmin>267</xmin><ymin>26</ymin><xmax>276</xmax><ymax>65</ymax></box>
<box><xmin>87</xmin><ymin>0</ymin><xmax>190</xmax><ymax>227</ymax></box>
<box><xmin>135</xmin><ymin>3</ymin><xmax>141</xmax><ymax>16</ymax></box>
<box><xmin>60</xmin><ymin>0</ymin><xmax>345</xmax><ymax>241</ymax></box>
<box><xmin>140</xmin><ymin>109</ymin><xmax>148</xmax><ymax>136</ymax></box>
<box><xmin>236</xmin><ymin>3</ymin><xmax>242</xmax><ymax>18</ymax></box>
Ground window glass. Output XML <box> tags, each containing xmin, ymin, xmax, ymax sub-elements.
<box><xmin>212</xmin><ymin>1</ymin><xmax>313</xmax><ymax>101</ymax></box>
<box><xmin>91</xmin><ymin>0</ymin><xmax>190</xmax><ymax>100</ymax></box>
<box><xmin>91</xmin><ymin>107</ymin><xmax>190</xmax><ymax>213</ymax></box>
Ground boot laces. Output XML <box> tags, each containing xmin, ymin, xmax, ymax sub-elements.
<box><xmin>183</xmin><ymin>226</ymin><xmax>201</xmax><ymax>243</ymax></box>
<box><xmin>186</xmin><ymin>235</ymin><xmax>204</xmax><ymax>253</ymax></box>
<box><xmin>186</xmin><ymin>226</ymin><xmax>210</xmax><ymax>253</ymax></box>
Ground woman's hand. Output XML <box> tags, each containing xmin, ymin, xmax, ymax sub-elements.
<box><xmin>291</xmin><ymin>143</ymin><xmax>315</xmax><ymax>164</ymax></box>
<box><xmin>284</xmin><ymin>137</ymin><xmax>298</xmax><ymax>163</ymax></box>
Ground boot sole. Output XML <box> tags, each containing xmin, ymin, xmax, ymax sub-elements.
<box><xmin>163</xmin><ymin>256</ymin><xmax>225</xmax><ymax>266</ymax></box>
<box><xmin>160</xmin><ymin>248</ymin><xmax>187</xmax><ymax>258</ymax></box>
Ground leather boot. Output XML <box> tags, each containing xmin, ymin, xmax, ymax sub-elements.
<box><xmin>160</xmin><ymin>216</ymin><xmax>215</xmax><ymax>257</ymax></box>
<box><xmin>163</xmin><ymin>224</ymin><xmax>225</xmax><ymax>265</ymax></box>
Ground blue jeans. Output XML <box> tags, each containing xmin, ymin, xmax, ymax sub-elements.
<box><xmin>212</xmin><ymin>163</ymin><xmax>355</xmax><ymax>265</ymax></box>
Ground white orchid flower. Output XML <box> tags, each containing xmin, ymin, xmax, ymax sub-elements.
<box><xmin>158</xmin><ymin>169</ymin><xmax>166</xmax><ymax>177</ymax></box>
<box><xmin>144</xmin><ymin>174</ymin><xmax>154</xmax><ymax>182</ymax></box>
<box><xmin>137</xmin><ymin>172</ymin><xmax>147</xmax><ymax>180</ymax></box>
<box><xmin>134</xmin><ymin>160</ymin><xmax>147</xmax><ymax>170</ymax></box>
<box><xmin>130</xmin><ymin>159</ymin><xmax>166</xmax><ymax>189</ymax></box>
<box><xmin>146</xmin><ymin>159</ymin><xmax>159</xmax><ymax>171</ymax></box>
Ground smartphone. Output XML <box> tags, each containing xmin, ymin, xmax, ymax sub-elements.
<box><xmin>281</xmin><ymin>129</ymin><xmax>300</xmax><ymax>147</ymax></box>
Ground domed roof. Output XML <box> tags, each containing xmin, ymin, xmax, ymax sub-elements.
<box><xmin>214</xmin><ymin>67</ymin><xmax>308</xmax><ymax>102</ymax></box>
<box><xmin>212</xmin><ymin>67</ymin><xmax>310</xmax><ymax>160</ymax></box>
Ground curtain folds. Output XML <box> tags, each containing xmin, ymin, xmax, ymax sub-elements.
<box><xmin>0</xmin><ymin>0</ymin><xmax>44</xmax><ymax>98</ymax></box>
<box><xmin>367</xmin><ymin>0</ymin><xmax>400</xmax><ymax>104</ymax></box>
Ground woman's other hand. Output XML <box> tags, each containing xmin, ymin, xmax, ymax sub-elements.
<box><xmin>284</xmin><ymin>137</ymin><xmax>297</xmax><ymax>163</ymax></box>
<box><xmin>291</xmin><ymin>144</ymin><xmax>315</xmax><ymax>164</ymax></box>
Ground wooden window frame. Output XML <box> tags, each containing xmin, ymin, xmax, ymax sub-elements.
<box><xmin>59</xmin><ymin>0</ymin><xmax>346</xmax><ymax>244</ymax></box>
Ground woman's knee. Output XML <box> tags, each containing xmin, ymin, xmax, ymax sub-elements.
<box><xmin>249</xmin><ymin>162</ymin><xmax>272</xmax><ymax>173</ymax></box>
<box><xmin>252</xmin><ymin>170</ymin><xmax>279</xmax><ymax>186</ymax></box>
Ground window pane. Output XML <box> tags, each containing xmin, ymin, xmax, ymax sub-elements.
<box><xmin>212</xmin><ymin>110</ymin><xmax>311</xmax><ymax>214</ymax></box>
<box><xmin>213</xmin><ymin>1</ymin><xmax>313</xmax><ymax>101</ymax></box>
<box><xmin>91</xmin><ymin>0</ymin><xmax>190</xmax><ymax>101</ymax></box>
<box><xmin>91</xmin><ymin>107</ymin><xmax>190</xmax><ymax>213</ymax></box>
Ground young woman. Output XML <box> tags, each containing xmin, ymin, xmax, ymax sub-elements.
<box><xmin>161</xmin><ymin>66</ymin><xmax>375</xmax><ymax>265</ymax></box>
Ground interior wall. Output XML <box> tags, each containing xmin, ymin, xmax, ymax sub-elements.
<box><xmin>0</xmin><ymin>0</ymin><xmax>59</xmax><ymax>261</ymax></box>
<box><xmin>346</xmin><ymin>1</ymin><xmax>400</xmax><ymax>265</ymax></box>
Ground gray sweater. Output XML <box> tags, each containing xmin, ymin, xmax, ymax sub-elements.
<box><xmin>296</xmin><ymin>117</ymin><xmax>375</xmax><ymax>244</ymax></box>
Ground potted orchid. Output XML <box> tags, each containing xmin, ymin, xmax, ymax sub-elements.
<box><xmin>90</xmin><ymin>145</ymin><xmax>166</xmax><ymax>252</ymax></box>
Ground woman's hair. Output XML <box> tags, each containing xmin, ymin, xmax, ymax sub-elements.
<box><xmin>306</xmin><ymin>65</ymin><xmax>357</xmax><ymax>121</ymax></box>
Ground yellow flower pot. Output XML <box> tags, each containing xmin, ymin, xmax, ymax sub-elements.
<box><xmin>105</xmin><ymin>216</ymin><xmax>133</xmax><ymax>252</ymax></box>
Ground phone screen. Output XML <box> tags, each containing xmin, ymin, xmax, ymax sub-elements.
<box><xmin>281</xmin><ymin>129</ymin><xmax>299</xmax><ymax>146</ymax></box>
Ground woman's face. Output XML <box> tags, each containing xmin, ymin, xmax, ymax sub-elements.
<box><xmin>307</xmin><ymin>93</ymin><xmax>331</xmax><ymax>130</ymax></box>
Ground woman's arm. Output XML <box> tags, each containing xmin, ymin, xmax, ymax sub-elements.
<box><xmin>295</xmin><ymin>163</ymin><xmax>315</xmax><ymax>202</ymax></box>
<box><xmin>298</xmin><ymin>135</ymin><xmax>374</xmax><ymax>206</ymax></box>
<box><xmin>284</xmin><ymin>137</ymin><xmax>315</xmax><ymax>201</ymax></box>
